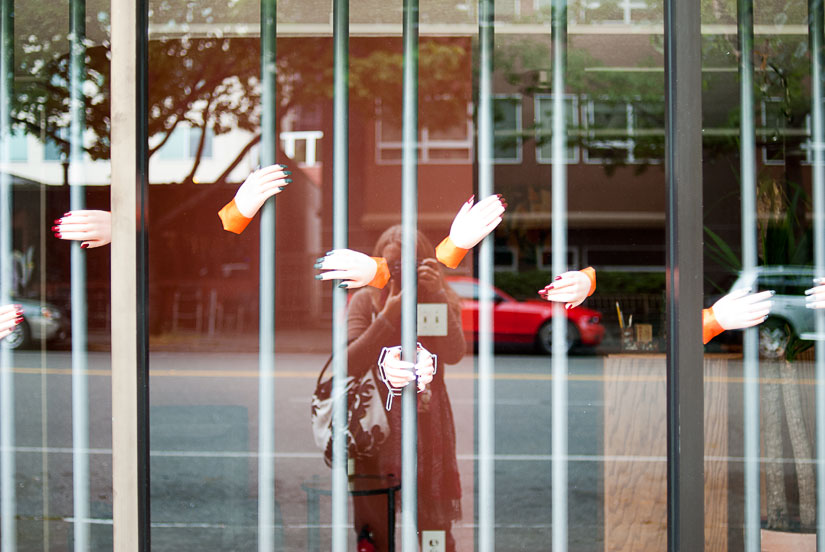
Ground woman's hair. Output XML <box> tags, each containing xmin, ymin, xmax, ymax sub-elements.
<box><xmin>371</xmin><ymin>224</ymin><xmax>435</xmax><ymax>259</ymax></box>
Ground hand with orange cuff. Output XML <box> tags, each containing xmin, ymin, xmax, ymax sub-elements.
<box><xmin>53</xmin><ymin>210</ymin><xmax>112</xmax><ymax>249</ymax></box>
<box><xmin>377</xmin><ymin>343</ymin><xmax>437</xmax><ymax>410</ymax></box>
<box><xmin>218</xmin><ymin>164</ymin><xmax>291</xmax><ymax>234</ymax></box>
<box><xmin>538</xmin><ymin>267</ymin><xmax>597</xmax><ymax>309</ymax></box>
<box><xmin>703</xmin><ymin>288</ymin><xmax>774</xmax><ymax>344</ymax></box>
<box><xmin>436</xmin><ymin>194</ymin><xmax>506</xmax><ymax>269</ymax></box>
<box><xmin>0</xmin><ymin>304</ymin><xmax>23</xmax><ymax>341</ymax></box>
<box><xmin>314</xmin><ymin>249</ymin><xmax>390</xmax><ymax>289</ymax></box>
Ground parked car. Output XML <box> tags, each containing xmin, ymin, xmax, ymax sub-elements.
<box><xmin>446</xmin><ymin>276</ymin><xmax>605</xmax><ymax>354</ymax></box>
<box><xmin>4</xmin><ymin>299</ymin><xmax>68</xmax><ymax>350</ymax></box>
<box><xmin>728</xmin><ymin>265</ymin><xmax>816</xmax><ymax>359</ymax></box>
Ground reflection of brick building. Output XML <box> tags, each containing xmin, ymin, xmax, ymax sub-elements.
<box><xmin>7</xmin><ymin>21</ymin><xmax>812</xmax><ymax>340</ymax></box>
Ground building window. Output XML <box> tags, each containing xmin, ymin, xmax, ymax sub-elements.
<box><xmin>492</xmin><ymin>95</ymin><xmax>522</xmax><ymax>163</ymax></box>
<box><xmin>10</xmin><ymin>131</ymin><xmax>27</xmax><ymax>162</ymax></box>
<box><xmin>376</xmin><ymin>101</ymin><xmax>473</xmax><ymax>165</ymax></box>
<box><xmin>583</xmin><ymin>97</ymin><xmax>663</xmax><ymax>165</ymax></box>
<box><xmin>761</xmin><ymin>97</ymin><xmax>812</xmax><ymax>166</ymax></box>
<box><xmin>44</xmin><ymin>129</ymin><xmax>66</xmax><ymax>162</ymax></box>
<box><xmin>281</xmin><ymin>130</ymin><xmax>324</xmax><ymax>167</ymax></box>
<box><xmin>156</xmin><ymin>125</ymin><xmax>214</xmax><ymax>160</ymax></box>
<box><xmin>535</xmin><ymin>94</ymin><xmax>579</xmax><ymax>164</ymax></box>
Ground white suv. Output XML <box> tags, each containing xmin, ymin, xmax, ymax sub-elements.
<box><xmin>729</xmin><ymin>266</ymin><xmax>816</xmax><ymax>359</ymax></box>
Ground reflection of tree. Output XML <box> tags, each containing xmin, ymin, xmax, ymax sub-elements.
<box><xmin>12</xmin><ymin>33</ymin><xmax>471</xmax><ymax>186</ymax></box>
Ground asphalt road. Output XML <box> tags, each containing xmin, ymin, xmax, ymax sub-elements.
<box><xmin>5</xmin><ymin>350</ymin><xmax>610</xmax><ymax>551</ymax></box>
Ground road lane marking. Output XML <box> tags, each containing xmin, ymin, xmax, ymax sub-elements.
<box><xmin>4</xmin><ymin>365</ymin><xmax>817</xmax><ymax>385</ymax></box>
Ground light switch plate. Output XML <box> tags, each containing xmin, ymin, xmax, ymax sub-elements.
<box><xmin>421</xmin><ymin>530</ymin><xmax>446</xmax><ymax>552</ymax></box>
<box><xmin>418</xmin><ymin>303</ymin><xmax>447</xmax><ymax>336</ymax></box>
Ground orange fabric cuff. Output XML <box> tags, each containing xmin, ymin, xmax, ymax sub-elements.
<box><xmin>703</xmin><ymin>308</ymin><xmax>725</xmax><ymax>345</ymax></box>
<box><xmin>580</xmin><ymin>267</ymin><xmax>597</xmax><ymax>297</ymax></box>
<box><xmin>367</xmin><ymin>257</ymin><xmax>390</xmax><ymax>289</ymax></box>
<box><xmin>435</xmin><ymin>236</ymin><xmax>469</xmax><ymax>269</ymax></box>
<box><xmin>218</xmin><ymin>199</ymin><xmax>253</xmax><ymax>234</ymax></box>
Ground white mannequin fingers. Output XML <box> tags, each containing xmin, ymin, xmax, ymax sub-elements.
<box><xmin>55</xmin><ymin>231</ymin><xmax>96</xmax><ymax>241</ymax></box>
<box><xmin>316</xmin><ymin>270</ymin><xmax>355</xmax><ymax>281</ymax></box>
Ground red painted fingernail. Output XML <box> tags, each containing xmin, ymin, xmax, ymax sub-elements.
<box><xmin>53</xmin><ymin>219</ymin><xmax>62</xmax><ymax>225</ymax></box>
<box><xmin>468</xmin><ymin>194</ymin><xmax>475</xmax><ymax>203</ymax></box>
<box><xmin>54</xmin><ymin>233</ymin><xmax>62</xmax><ymax>238</ymax></box>
<box><xmin>14</xmin><ymin>316</ymin><xmax>23</xmax><ymax>324</ymax></box>
<box><xmin>554</xmin><ymin>276</ymin><xmax>562</xmax><ymax>281</ymax></box>
<box><xmin>545</xmin><ymin>285</ymin><xmax>554</xmax><ymax>291</ymax></box>
<box><xmin>62</xmin><ymin>212</ymin><xmax>71</xmax><ymax>217</ymax></box>
<box><xmin>51</xmin><ymin>225</ymin><xmax>60</xmax><ymax>232</ymax></box>
<box><xmin>81</xmin><ymin>243</ymin><xmax>89</xmax><ymax>249</ymax></box>
<box><xmin>502</xmin><ymin>203</ymin><xmax>508</xmax><ymax>209</ymax></box>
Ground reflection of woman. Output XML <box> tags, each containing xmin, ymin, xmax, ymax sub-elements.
<box><xmin>346</xmin><ymin>225</ymin><xmax>465</xmax><ymax>551</ymax></box>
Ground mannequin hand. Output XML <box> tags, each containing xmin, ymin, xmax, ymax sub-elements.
<box><xmin>53</xmin><ymin>210</ymin><xmax>111</xmax><ymax>248</ymax></box>
<box><xmin>448</xmin><ymin>194</ymin><xmax>506</xmax><ymax>249</ymax></box>
<box><xmin>379</xmin><ymin>347</ymin><xmax>416</xmax><ymax>389</ymax></box>
<box><xmin>711</xmin><ymin>288</ymin><xmax>773</xmax><ymax>330</ymax></box>
<box><xmin>538</xmin><ymin>270</ymin><xmax>591</xmax><ymax>309</ymax></box>
<box><xmin>378</xmin><ymin>345</ymin><xmax>436</xmax><ymax>392</ymax></box>
<box><xmin>0</xmin><ymin>304</ymin><xmax>22</xmax><ymax>341</ymax></box>
<box><xmin>233</xmin><ymin>164</ymin><xmax>291</xmax><ymax>218</ymax></box>
<box><xmin>414</xmin><ymin>348</ymin><xmax>436</xmax><ymax>392</ymax></box>
<box><xmin>315</xmin><ymin>249</ymin><xmax>377</xmax><ymax>289</ymax></box>
<box><xmin>805</xmin><ymin>278</ymin><xmax>825</xmax><ymax>308</ymax></box>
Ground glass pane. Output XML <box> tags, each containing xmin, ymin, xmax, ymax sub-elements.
<box><xmin>3</xmin><ymin>0</ymin><xmax>113</xmax><ymax>548</ymax></box>
<box><xmin>701</xmin><ymin>0</ymin><xmax>820</xmax><ymax>548</ymax></box>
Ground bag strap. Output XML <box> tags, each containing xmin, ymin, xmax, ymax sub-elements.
<box><xmin>316</xmin><ymin>354</ymin><xmax>334</xmax><ymax>387</ymax></box>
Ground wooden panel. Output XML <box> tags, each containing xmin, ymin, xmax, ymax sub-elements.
<box><xmin>603</xmin><ymin>355</ymin><xmax>729</xmax><ymax>551</ymax></box>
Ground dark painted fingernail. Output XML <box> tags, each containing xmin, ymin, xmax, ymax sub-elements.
<box><xmin>278</xmin><ymin>186</ymin><xmax>286</xmax><ymax>191</ymax></box>
<box><xmin>314</xmin><ymin>274</ymin><xmax>323</xmax><ymax>280</ymax></box>
<box><xmin>314</xmin><ymin>263</ymin><xmax>323</xmax><ymax>269</ymax></box>
<box><xmin>316</xmin><ymin>257</ymin><xmax>326</xmax><ymax>263</ymax></box>
<box><xmin>81</xmin><ymin>243</ymin><xmax>89</xmax><ymax>249</ymax></box>
<box><xmin>284</xmin><ymin>170</ymin><xmax>292</xmax><ymax>175</ymax></box>
<box><xmin>284</xmin><ymin>178</ymin><xmax>292</xmax><ymax>183</ymax></box>
<box><xmin>326</xmin><ymin>250</ymin><xmax>333</xmax><ymax>255</ymax></box>
<box><xmin>338</xmin><ymin>283</ymin><xmax>348</xmax><ymax>288</ymax></box>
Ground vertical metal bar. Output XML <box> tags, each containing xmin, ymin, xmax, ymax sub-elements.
<box><xmin>477</xmin><ymin>0</ymin><xmax>495</xmax><ymax>551</ymax></box>
<box><xmin>258</xmin><ymin>1</ymin><xmax>277</xmax><ymax>550</ymax></box>
<box><xmin>736</xmin><ymin>1</ymin><xmax>760</xmax><ymax>550</ymax></box>
<box><xmin>69</xmin><ymin>1</ymin><xmax>90</xmax><ymax>549</ymax></box>
<box><xmin>664</xmin><ymin>0</ymin><xmax>704</xmax><ymax>550</ymax></box>
<box><xmin>550</xmin><ymin>1</ymin><xmax>568</xmax><ymax>550</ymax></box>
<box><xmin>331</xmin><ymin>0</ymin><xmax>349</xmax><ymax>550</ymax></box>
<box><xmin>809</xmin><ymin>1</ymin><xmax>825</xmax><ymax>549</ymax></box>
<box><xmin>0</xmin><ymin>0</ymin><xmax>14</xmax><ymax>549</ymax></box>
<box><xmin>111</xmin><ymin>0</ymin><xmax>150</xmax><ymax>549</ymax></box>
<box><xmin>401</xmin><ymin>0</ymin><xmax>419</xmax><ymax>549</ymax></box>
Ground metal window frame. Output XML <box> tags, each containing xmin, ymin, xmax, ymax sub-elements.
<box><xmin>663</xmin><ymin>0</ymin><xmax>704</xmax><ymax>550</ymax></box>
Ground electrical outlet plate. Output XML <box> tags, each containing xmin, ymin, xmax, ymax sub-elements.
<box><xmin>417</xmin><ymin>303</ymin><xmax>447</xmax><ymax>336</ymax></box>
<box><xmin>421</xmin><ymin>530</ymin><xmax>446</xmax><ymax>552</ymax></box>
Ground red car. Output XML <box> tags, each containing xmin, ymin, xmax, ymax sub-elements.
<box><xmin>446</xmin><ymin>276</ymin><xmax>605</xmax><ymax>354</ymax></box>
